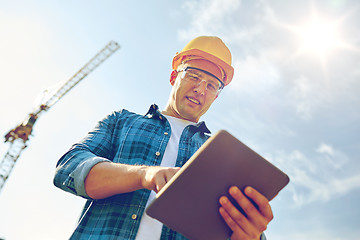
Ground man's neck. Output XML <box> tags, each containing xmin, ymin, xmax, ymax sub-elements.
<box><xmin>161</xmin><ymin>107</ymin><xmax>198</xmax><ymax>123</ymax></box>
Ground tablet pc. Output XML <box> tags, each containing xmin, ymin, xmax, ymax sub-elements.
<box><xmin>146</xmin><ymin>130</ymin><xmax>289</xmax><ymax>240</ymax></box>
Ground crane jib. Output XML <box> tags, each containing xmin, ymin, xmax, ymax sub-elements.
<box><xmin>0</xmin><ymin>41</ymin><xmax>120</xmax><ymax>193</ymax></box>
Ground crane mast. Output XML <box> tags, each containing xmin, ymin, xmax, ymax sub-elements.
<box><xmin>0</xmin><ymin>41</ymin><xmax>120</xmax><ymax>193</ymax></box>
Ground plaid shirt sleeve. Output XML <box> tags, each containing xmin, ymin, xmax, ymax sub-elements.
<box><xmin>53</xmin><ymin>111</ymin><xmax>120</xmax><ymax>199</ymax></box>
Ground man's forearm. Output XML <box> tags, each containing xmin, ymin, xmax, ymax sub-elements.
<box><xmin>84</xmin><ymin>162</ymin><xmax>180</xmax><ymax>199</ymax></box>
<box><xmin>84</xmin><ymin>162</ymin><xmax>146</xmax><ymax>199</ymax></box>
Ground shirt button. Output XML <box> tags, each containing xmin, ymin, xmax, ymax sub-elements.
<box><xmin>155</xmin><ymin>151</ymin><xmax>161</xmax><ymax>156</ymax></box>
<box><xmin>159</xmin><ymin>116</ymin><xmax>163</xmax><ymax>120</ymax></box>
<box><xmin>131</xmin><ymin>214</ymin><xmax>137</xmax><ymax>220</ymax></box>
<box><xmin>164</xmin><ymin>132</ymin><xmax>169</xmax><ymax>135</ymax></box>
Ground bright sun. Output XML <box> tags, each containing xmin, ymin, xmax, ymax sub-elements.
<box><xmin>299</xmin><ymin>19</ymin><xmax>339</xmax><ymax>56</ymax></box>
<box><xmin>273</xmin><ymin>4</ymin><xmax>358</xmax><ymax>72</ymax></box>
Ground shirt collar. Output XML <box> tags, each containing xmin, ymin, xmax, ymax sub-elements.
<box><xmin>144</xmin><ymin>104</ymin><xmax>211</xmax><ymax>134</ymax></box>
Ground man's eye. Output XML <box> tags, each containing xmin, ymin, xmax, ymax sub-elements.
<box><xmin>187</xmin><ymin>74</ymin><xmax>199</xmax><ymax>81</ymax></box>
<box><xmin>207</xmin><ymin>83</ymin><xmax>217</xmax><ymax>90</ymax></box>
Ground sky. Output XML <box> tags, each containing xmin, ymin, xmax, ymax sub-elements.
<box><xmin>0</xmin><ymin>0</ymin><xmax>359</xmax><ymax>239</ymax></box>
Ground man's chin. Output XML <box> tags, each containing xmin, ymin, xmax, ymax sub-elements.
<box><xmin>175</xmin><ymin>111</ymin><xmax>197</xmax><ymax>122</ymax></box>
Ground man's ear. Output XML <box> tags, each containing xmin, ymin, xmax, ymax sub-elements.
<box><xmin>170</xmin><ymin>70</ymin><xmax>178</xmax><ymax>86</ymax></box>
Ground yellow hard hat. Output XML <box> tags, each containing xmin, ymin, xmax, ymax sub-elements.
<box><xmin>172</xmin><ymin>36</ymin><xmax>234</xmax><ymax>86</ymax></box>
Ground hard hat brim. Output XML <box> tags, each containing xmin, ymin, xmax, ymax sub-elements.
<box><xmin>172</xmin><ymin>49</ymin><xmax>234</xmax><ymax>86</ymax></box>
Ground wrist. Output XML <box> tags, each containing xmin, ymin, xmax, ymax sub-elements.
<box><xmin>133</xmin><ymin>165</ymin><xmax>149</xmax><ymax>190</ymax></box>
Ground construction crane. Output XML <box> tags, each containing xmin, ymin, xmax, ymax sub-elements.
<box><xmin>0</xmin><ymin>41</ymin><xmax>120</xmax><ymax>193</ymax></box>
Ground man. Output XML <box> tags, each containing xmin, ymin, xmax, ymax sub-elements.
<box><xmin>54</xmin><ymin>36</ymin><xmax>273</xmax><ymax>240</ymax></box>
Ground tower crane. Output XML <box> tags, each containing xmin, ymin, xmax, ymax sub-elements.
<box><xmin>0</xmin><ymin>41</ymin><xmax>120</xmax><ymax>193</ymax></box>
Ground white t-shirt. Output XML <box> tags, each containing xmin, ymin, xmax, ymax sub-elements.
<box><xmin>135</xmin><ymin>115</ymin><xmax>194</xmax><ymax>240</ymax></box>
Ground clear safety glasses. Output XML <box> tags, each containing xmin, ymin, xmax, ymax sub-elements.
<box><xmin>178</xmin><ymin>66</ymin><xmax>224</xmax><ymax>95</ymax></box>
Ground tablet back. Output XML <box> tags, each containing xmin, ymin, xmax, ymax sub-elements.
<box><xmin>146</xmin><ymin>130</ymin><xmax>289</xmax><ymax>240</ymax></box>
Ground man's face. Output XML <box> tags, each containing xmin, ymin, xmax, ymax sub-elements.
<box><xmin>166</xmin><ymin>59</ymin><xmax>223</xmax><ymax>122</ymax></box>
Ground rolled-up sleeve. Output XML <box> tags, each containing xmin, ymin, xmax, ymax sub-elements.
<box><xmin>53</xmin><ymin>111</ymin><xmax>119</xmax><ymax>199</ymax></box>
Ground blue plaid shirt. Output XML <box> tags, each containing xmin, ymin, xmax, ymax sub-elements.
<box><xmin>53</xmin><ymin>104</ymin><xmax>212</xmax><ymax>240</ymax></box>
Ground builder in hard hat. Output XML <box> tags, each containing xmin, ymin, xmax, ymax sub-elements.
<box><xmin>54</xmin><ymin>36</ymin><xmax>272</xmax><ymax>240</ymax></box>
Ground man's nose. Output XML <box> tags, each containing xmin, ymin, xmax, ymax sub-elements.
<box><xmin>193</xmin><ymin>80</ymin><xmax>207</xmax><ymax>95</ymax></box>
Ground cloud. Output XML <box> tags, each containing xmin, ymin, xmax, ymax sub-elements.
<box><xmin>267</xmin><ymin>143</ymin><xmax>360</xmax><ymax>206</ymax></box>
<box><xmin>286</xmin><ymin>75</ymin><xmax>324</xmax><ymax>121</ymax></box>
<box><xmin>231</xmin><ymin>54</ymin><xmax>281</xmax><ymax>93</ymax></box>
<box><xmin>178</xmin><ymin>0</ymin><xmax>241</xmax><ymax>40</ymax></box>
<box><xmin>270</xmin><ymin>230</ymin><xmax>353</xmax><ymax>240</ymax></box>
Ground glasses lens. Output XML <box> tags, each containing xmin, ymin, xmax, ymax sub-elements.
<box><xmin>182</xmin><ymin>69</ymin><xmax>222</xmax><ymax>94</ymax></box>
